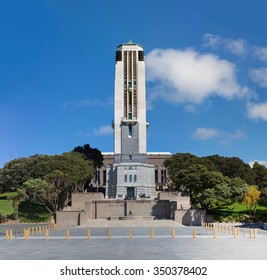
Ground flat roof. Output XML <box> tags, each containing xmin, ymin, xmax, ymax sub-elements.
<box><xmin>102</xmin><ymin>152</ymin><xmax>172</xmax><ymax>155</ymax></box>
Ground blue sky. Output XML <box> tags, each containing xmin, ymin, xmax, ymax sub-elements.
<box><xmin>1</xmin><ymin>0</ymin><xmax>267</xmax><ymax>168</ymax></box>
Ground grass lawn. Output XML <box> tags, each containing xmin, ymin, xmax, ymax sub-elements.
<box><xmin>209</xmin><ymin>202</ymin><xmax>267</xmax><ymax>222</ymax></box>
<box><xmin>0</xmin><ymin>200</ymin><xmax>13</xmax><ymax>216</ymax></box>
<box><xmin>0</xmin><ymin>192</ymin><xmax>52</xmax><ymax>222</ymax></box>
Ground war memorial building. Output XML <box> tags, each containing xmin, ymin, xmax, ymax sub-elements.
<box><xmin>56</xmin><ymin>41</ymin><xmax>205</xmax><ymax>226</ymax></box>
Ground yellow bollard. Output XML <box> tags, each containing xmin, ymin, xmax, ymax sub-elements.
<box><xmin>87</xmin><ymin>229</ymin><xmax>91</xmax><ymax>240</ymax></box>
<box><xmin>250</xmin><ymin>228</ymin><xmax>252</xmax><ymax>238</ymax></box>
<box><xmin>45</xmin><ymin>229</ymin><xmax>49</xmax><ymax>240</ymax></box>
<box><xmin>234</xmin><ymin>228</ymin><xmax>237</xmax><ymax>239</ymax></box>
<box><xmin>150</xmin><ymin>228</ymin><xmax>154</xmax><ymax>239</ymax></box>
<box><xmin>32</xmin><ymin>227</ymin><xmax>34</xmax><ymax>235</ymax></box>
<box><xmin>171</xmin><ymin>227</ymin><xmax>175</xmax><ymax>239</ymax></box>
<box><xmin>10</xmin><ymin>230</ymin><xmax>13</xmax><ymax>240</ymax></box>
<box><xmin>254</xmin><ymin>229</ymin><xmax>257</xmax><ymax>239</ymax></box>
<box><xmin>25</xmin><ymin>229</ymin><xmax>29</xmax><ymax>240</ymax></box>
<box><xmin>129</xmin><ymin>228</ymin><xmax>133</xmax><ymax>240</ymax></box>
<box><xmin>66</xmin><ymin>229</ymin><xmax>70</xmax><ymax>240</ymax></box>
<box><xmin>108</xmin><ymin>229</ymin><xmax>112</xmax><ymax>240</ymax></box>
<box><xmin>5</xmin><ymin>230</ymin><xmax>9</xmax><ymax>240</ymax></box>
<box><xmin>193</xmin><ymin>228</ymin><xmax>197</xmax><ymax>239</ymax></box>
<box><xmin>213</xmin><ymin>228</ymin><xmax>216</xmax><ymax>239</ymax></box>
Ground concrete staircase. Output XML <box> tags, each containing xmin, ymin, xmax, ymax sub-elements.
<box><xmin>86</xmin><ymin>219</ymin><xmax>183</xmax><ymax>227</ymax></box>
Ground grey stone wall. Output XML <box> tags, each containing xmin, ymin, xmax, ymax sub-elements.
<box><xmin>56</xmin><ymin>210</ymin><xmax>86</xmax><ymax>226</ymax></box>
<box><xmin>175</xmin><ymin>209</ymin><xmax>206</xmax><ymax>226</ymax></box>
<box><xmin>71</xmin><ymin>192</ymin><xmax>104</xmax><ymax>209</ymax></box>
<box><xmin>158</xmin><ymin>192</ymin><xmax>191</xmax><ymax>209</ymax></box>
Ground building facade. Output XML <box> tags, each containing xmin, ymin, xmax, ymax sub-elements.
<box><xmin>99</xmin><ymin>152</ymin><xmax>172</xmax><ymax>190</ymax></box>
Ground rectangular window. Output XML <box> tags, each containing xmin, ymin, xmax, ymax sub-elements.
<box><xmin>128</xmin><ymin>124</ymin><xmax>133</xmax><ymax>137</ymax></box>
<box><xmin>103</xmin><ymin>170</ymin><xmax>107</xmax><ymax>186</ymax></box>
<box><xmin>155</xmin><ymin>170</ymin><xmax>158</xmax><ymax>184</ymax></box>
<box><xmin>124</xmin><ymin>175</ymin><xmax>127</xmax><ymax>183</ymax></box>
<box><xmin>161</xmin><ymin>170</ymin><xmax>167</xmax><ymax>184</ymax></box>
<box><xmin>134</xmin><ymin>174</ymin><xmax>137</xmax><ymax>182</ymax></box>
<box><xmin>129</xmin><ymin>175</ymin><xmax>132</xmax><ymax>182</ymax></box>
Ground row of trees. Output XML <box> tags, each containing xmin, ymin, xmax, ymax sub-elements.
<box><xmin>0</xmin><ymin>144</ymin><xmax>103</xmax><ymax>218</ymax></box>
<box><xmin>164</xmin><ymin>153</ymin><xmax>267</xmax><ymax>212</ymax></box>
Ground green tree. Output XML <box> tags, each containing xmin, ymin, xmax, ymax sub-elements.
<box><xmin>73</xmin><ymin>144</ymin><xmax>103</xmax><ymax>168</ymax></box>
<box><xmin>22</xmin><ymin>178</ymin><xmax>57</xmax><ymax>215</ymax></box>
<box><xmin>252</xmin><ymin>162</ymin><xmax>267</xmax><ymax>187</ymax></box>
<box><xmin>0</xmin><ymin>152</ymin><xmax>94</xmax><ymax>193</ymax></box>
<box><xmin>173</xmin><ymin>164</ymin><xmax>247</xmax><ymax>210</ymax></box>
<box><xmin>203</xmin><ymin>155</ymin><xmax>255</xmax><ymax>184</ymax></box>
<box><xmin>242</xmin><ymin>185</ymin><xmax>261</xmax><ymax>217</ymax></box>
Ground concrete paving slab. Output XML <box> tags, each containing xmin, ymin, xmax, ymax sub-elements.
<box><xmin>0</xmin><ymin>225</ymin><xmax>267</xmax><ymax>260</ymax></box>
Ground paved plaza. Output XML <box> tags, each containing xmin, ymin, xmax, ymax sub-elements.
<box><xmin>1</xmin><ymin>221</ymin><xmax>267</xmax><ymax>260</ymax></box>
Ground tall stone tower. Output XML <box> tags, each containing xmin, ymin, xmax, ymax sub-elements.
<box><xmin>106</xmin><ymin>41</ymin><xmax>156</xmax><ymax>199</ymax></box>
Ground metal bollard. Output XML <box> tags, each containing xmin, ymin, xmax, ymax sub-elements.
<box><xmin>213</xmin><ymin>228</ymin><xmax>216</xmax><ymax>239</ymax></box>
<box><xmin>171</xmin><ymin>228</ymin><xmax>175</xmax><ymax>239</ymax></box>
<box><xmin>10</xmin><ymin>230</ymin><xmax>13</xmax><ymax>240</ymax></box>
<box><xmin>5</xmin><ymin>230</ymin><xmax>9</xmax><ymax>240</ymax></box>
<box><xmin>250</xmin><ymin>228</ymin><xmax>252</xmax><ymax>238</ymax></box>
<box><xmin>66</xmin><ymin>229</ymin><xmax>70</xmax><ymax>240</ymax></box>
<box><xmin>45</xmin><ymin>229</ymin><xmax>49</xmax><ymax>240</ymax></box>
<box><xmin>87</xmin><ymin>229</ymin><xmax>91</xmax><ymax>240</ymax></box>
<box><xmin>25</xmin><ymin>229</ymin><xmax>29</xmax><ymax>240</ymax></box>
<box><xmin>254</xmin><ymin>229</ymin><xmax>257</xmax><ymax>239</ymax></box>
<box><xmin>130</xmin><ymin>228</ymin><xmax>133</xmax><ymax>240</ymax></box>
<box><xmin>150</xmin><ymin>228</ymin><xmax>154</xmax><ymax>239</ymax></box>
<box><xmin>108</xmin><ymin>229</ymin><xmax>112</xmax><ymax>240</ymax></box>
<box><xmin>234</xmin><ymin>227</ymin><xmax>237</xmax><ymax>239</ymax></box>
<box><xmin>193</xmin><ymin>228</ymin><xmax>197</xmax><ymax>239</ymax></box>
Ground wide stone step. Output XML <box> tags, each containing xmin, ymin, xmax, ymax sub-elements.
<box><xmin>86</xmin><ymin>219</ymin><xmax>183</xmax><ymax>227</ymax></box>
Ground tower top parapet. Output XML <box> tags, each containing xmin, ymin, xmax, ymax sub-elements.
<box><xmin>117</xmin><ymin>40</ymin><xmax>143</xmax><ymax>49</ymax></box>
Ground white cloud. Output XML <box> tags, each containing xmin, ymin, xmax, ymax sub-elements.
<box><xmin>93</xmin><ymin>125</ymin><xmax>113</xmax><ymax>136</ymax></box>
<box><xmin>249</xmin><ymin>160</ymin><xmax>267</xmax><ymax>168</ymax></box>
<box><xmin>249</xmin><ymin>67</ymin><xmax>267</xmax><ymax>88</ymax></box>
<box><xmin>203</xmin><ymin>33</ymin><xmax>247</xmax><ymax>55</ymax></box>
<box><xmin>192</xmin><ymin>127</ymin><xmax>246</xmax><ymax>144</ymax></box>
<box><xmin>192</xmin><ymin>127</ymin><xmax>220</xmax><ymax>140</ymax></box>
<box><xmin>203</xmin><ymin>33</ymin><xmax>221</xmax><ymax>48</ymax></box>
<box><xmin>252</xmin><ymin>46</ymin><xmax>267</xmax><ymax>62</ymax></box>
<box><xmin>224</xmin><ymin>39</ymin><xmax>247</xmax><ymax>56</ymax></box>
<box><xmin>247</xmin><ymin>102</ymin><xmax>267</xmax><ymax>121</ymax></box>
<box><xmin>146</xmin><ymin>48</ymin><xmax>244</xmax><ymax>105</ymax></box>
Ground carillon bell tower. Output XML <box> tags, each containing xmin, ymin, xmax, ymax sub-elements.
<box><xmin>113</xmin><ymin>41</ymin><xmax>148</xmax><ymax>163</ymax></box>
<box><xmin>106</xmin><ymin>41</ymin><xmax>156</xmax><ymax>199</ymax></box>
